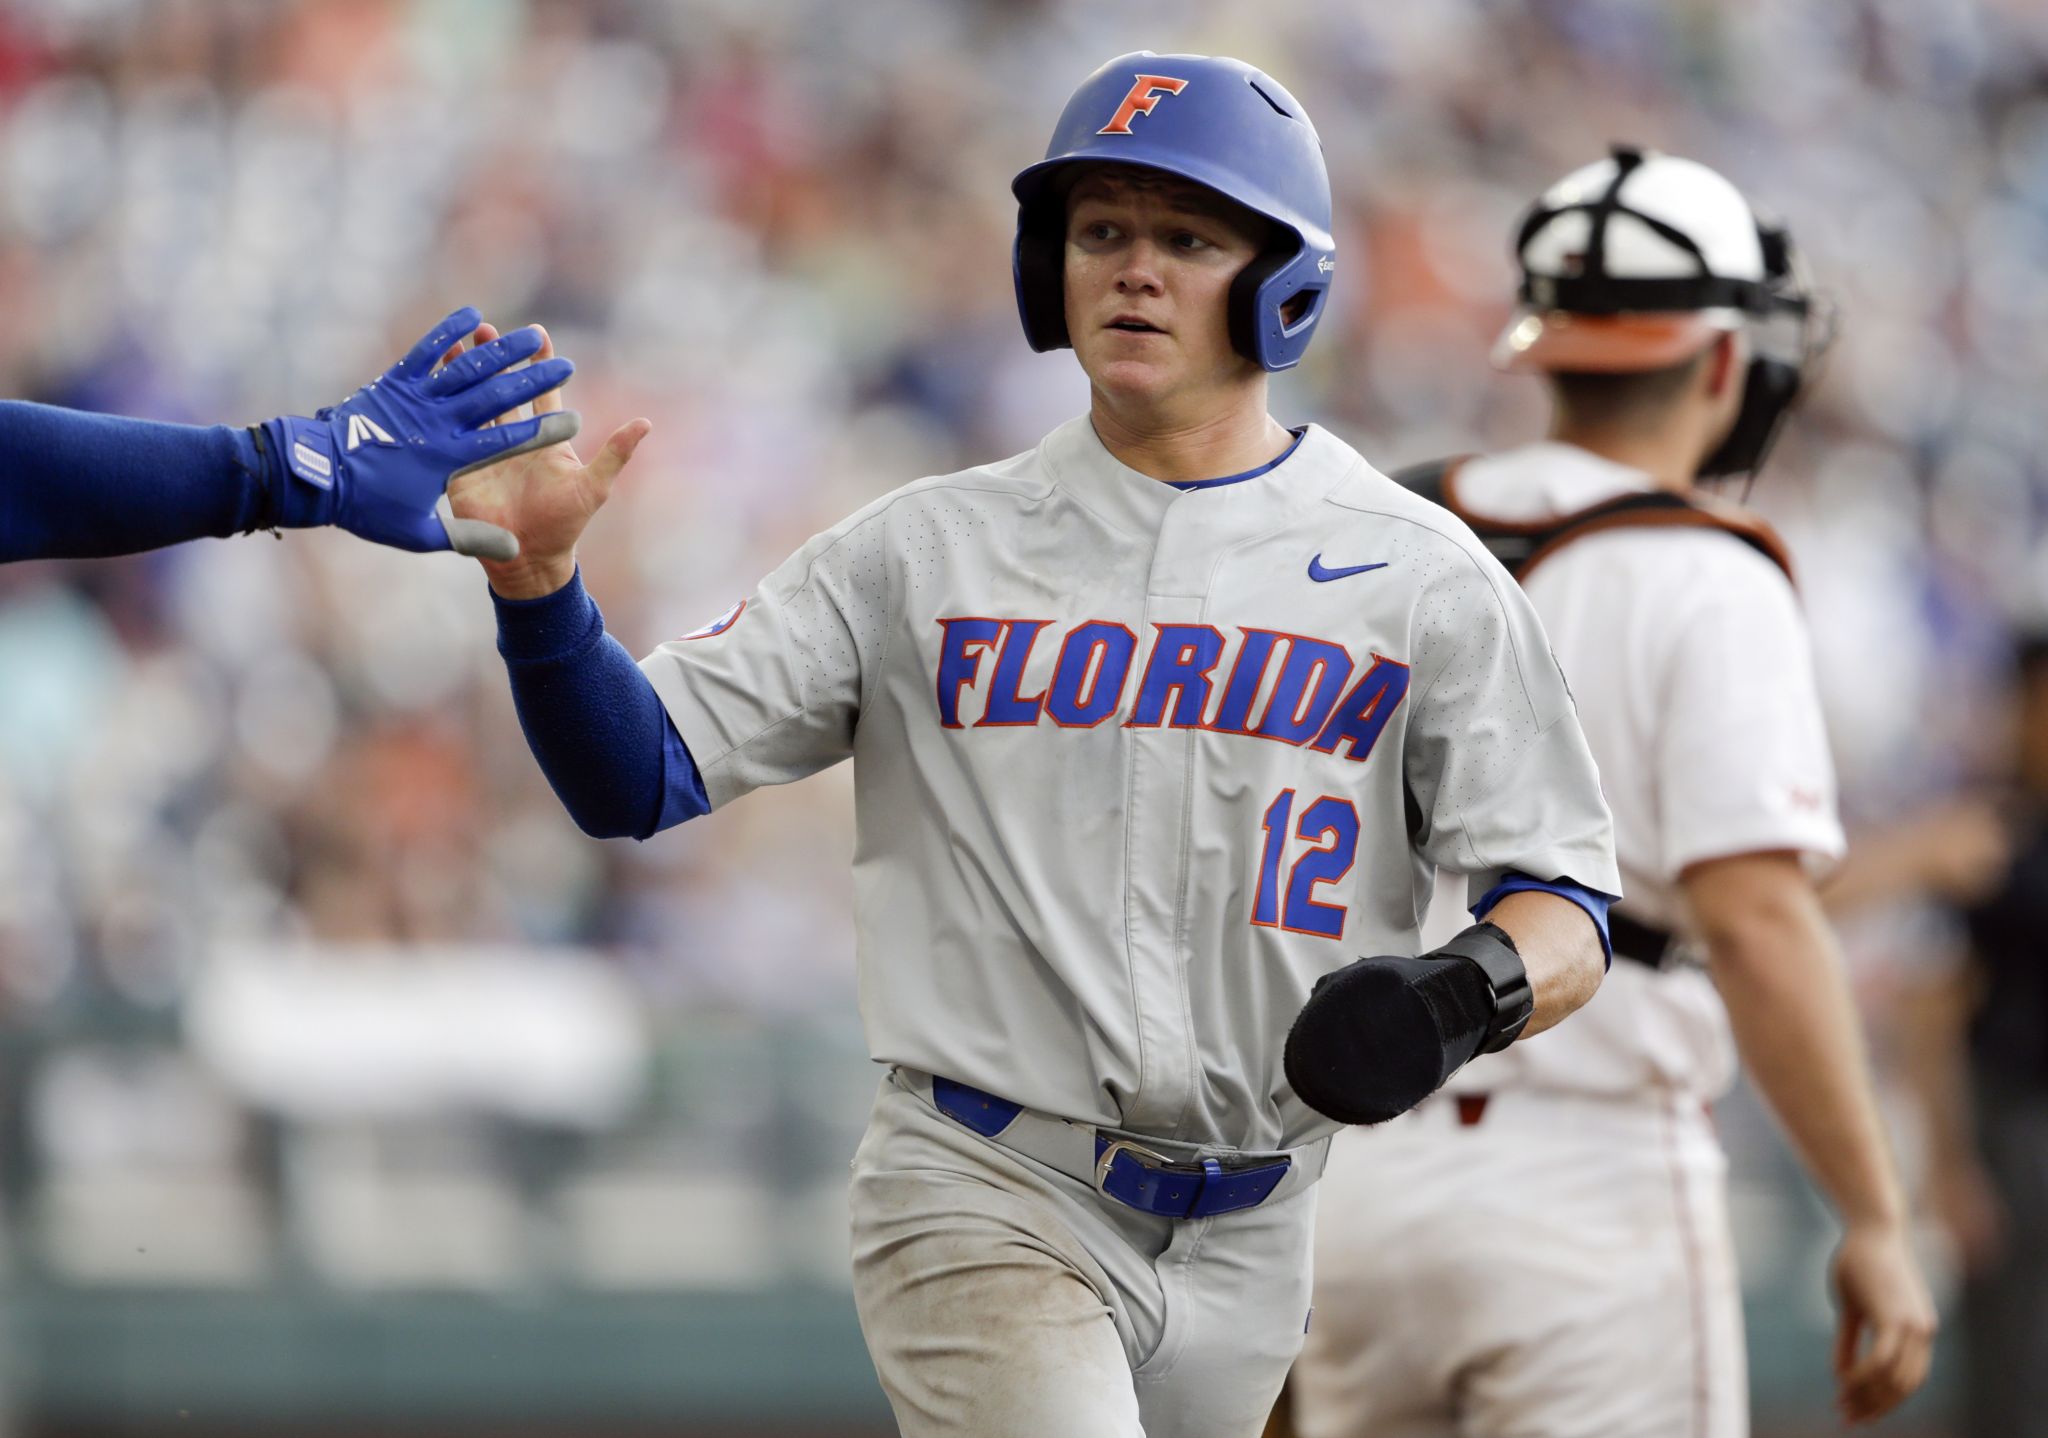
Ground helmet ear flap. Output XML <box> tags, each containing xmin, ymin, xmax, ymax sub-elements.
<box><xmin>1014</xmin><ymin>205</ymin><xmax>1071</xmax><ymax>353</ymax></box>
<box><xmin>1226</xmin><ymin>248</ymin><xmax>1291</xmax><ymax>366</ymax></box>
<box><xmin>1227</xmin><ymin>246</ymin><xmax>1326</xmax><ymax>370</ymax></box>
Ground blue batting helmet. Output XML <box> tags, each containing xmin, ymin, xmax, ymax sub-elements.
<box><xmin>1011</xmin><ymin>52</ymin><xmax>1336</xmax><ymax>372</ymax></box>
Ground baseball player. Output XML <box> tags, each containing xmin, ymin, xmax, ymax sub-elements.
<box><xmin>460</xmin><ymin>55</ymin><xmax>1621</xmax><ymax>1438</ymax></box>
<box><xmin>1287</xmin><ymin>149</ymin><xmax>1936</xmax><ymax>1437</ymax></box>
<box><xmin>0</xmin><ymin>307</ymin><xmax>574</xmax><ymax>564</ymax></box>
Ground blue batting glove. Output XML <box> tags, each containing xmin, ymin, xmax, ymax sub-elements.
<box><xmin>267</xmin><ymin>306</ymin><xmax>578</xmax><ymax>560</ymax></box>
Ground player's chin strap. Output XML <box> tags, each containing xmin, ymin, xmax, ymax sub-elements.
<box><xmin>1697</xmin><ymin>214</ymin><xmax>1837</xmax><ymax>482</ymax></box>
<box><xmin>890</xmin><ymin>1068</ymin><xmax>1331</xmax><ymax>1220</ymax></box>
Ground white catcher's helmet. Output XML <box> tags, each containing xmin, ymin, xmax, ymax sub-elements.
<box><xmin>1496</xmin><ymin>145</ymin><xmax>1832</xmax><ymax>477</ymax></box>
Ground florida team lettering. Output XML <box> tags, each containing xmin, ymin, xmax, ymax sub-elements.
<box><xmin>936</xmin><ymin>618</ymin><xmax>1409</xmax><ymax>760</ymax></box>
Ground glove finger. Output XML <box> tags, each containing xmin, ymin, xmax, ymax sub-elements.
<box><xmin>391</xmin><ymin>306</ymin><xmax>483</xmax><ymax>381</ymax></box>
<box><xmin>450</xmin><ymin>411</ymin><xmax>581</xmax><ymax>479</ymax></box>
<box><xmin>422</xmin><ymin>326</ymin><xmax>546</xmax><ymax>398</ymax></box>
<box><xmin>436</xmin><ymin>494</ymin><xmax>521</xmax><ymax>561</ymax></box>
<box><xmin>451</xmin><ymin>357</ymin><xmax>576</xmax><ymax>428</ymax></box>
<box><xmin>438</xmin><ymin>321</ymin><xmax>495</xmax><ymax>376</ymax></box>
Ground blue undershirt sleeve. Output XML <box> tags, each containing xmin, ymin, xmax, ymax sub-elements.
<box><xmin>1471</xmin><ymin>871</ymin><xmax>1616</xmax><ymax>967</ymax></box>
<box><xmin>0</xmin><ymin>401</ymin><xmax>280</xmax><ymax>562</ymax></box>
<box><xmin>493</xmin><ymin>567</ymin><xmax>709</xmax><ymax>840</ymax></box>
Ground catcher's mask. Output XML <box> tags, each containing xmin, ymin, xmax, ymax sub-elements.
<box><xmin>1495</xmin><ymin>144</ymin><xmax>1834</xmax><ymax>480</ymax></box>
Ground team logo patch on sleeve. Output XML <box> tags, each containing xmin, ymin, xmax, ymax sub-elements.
<box><xmin>679</xmin><ymin>600</ymin><xmax>745</xmax><ymax>640</ymax></box>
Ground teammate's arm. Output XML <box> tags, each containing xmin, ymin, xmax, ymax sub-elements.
<box><xmin>0</xmin><ymin>308</ymin><xmax>575</xmax><ymax>563</ymax></box>
<box><xmin>1683</xmin><ymin>849</ymin><xmax>1936</xmax><ymax>1426</ymax></box>
<box><xmin>0</xmin><ymin>404</ymin><xmax>279</xmax><ymax>559</ymax></box>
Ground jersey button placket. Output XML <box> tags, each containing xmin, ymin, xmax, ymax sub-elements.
<box><xmin>1117</xmin><ymin>495</ymin><xmax>1214</xmax><ymax>1137</ymax></box>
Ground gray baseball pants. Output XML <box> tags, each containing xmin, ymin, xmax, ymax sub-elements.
<box><xmin>849</xmin><ymin>1070</ymin><xmax>1317</xmax><ymax>1438</ymax></box>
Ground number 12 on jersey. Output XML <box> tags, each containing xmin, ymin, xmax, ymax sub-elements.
<box><xmin>1252</xmin><ymin>789</ymin><xmax>1360</xmax><ymax>939</ymax></box>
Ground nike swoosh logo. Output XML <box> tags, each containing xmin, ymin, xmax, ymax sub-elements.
<box><xmin>1307</xmin><ymin>555</ymin><xmax>1390</xmax><ymax>582</ymax></box>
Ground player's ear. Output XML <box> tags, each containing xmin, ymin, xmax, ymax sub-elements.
<box><xmin>1703</xmin><ymin>331</ymin><xmax>1742</xmax><ymax>398</ymax></box>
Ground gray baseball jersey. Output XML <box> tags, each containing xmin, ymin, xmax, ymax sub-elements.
<box><xmin>640</xmin><ymin>416</ymin><xmax>1619</xmax><ymax>1152</ymax></box>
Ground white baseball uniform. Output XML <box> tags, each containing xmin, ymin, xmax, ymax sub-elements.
<box><xmin>637</xmin><ymin>418</ymin><xmax>1619</xmax><ymax>1437</ymax></box>
<box><xmin>1291</xmin><ymin>440</ymin><xmax>1846</xmax><ymax>1438</ymax></box>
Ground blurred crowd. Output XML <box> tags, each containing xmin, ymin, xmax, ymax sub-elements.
<box><xmin>1</xmin><ymin>0</ymin><xmax>2046</xmax><ymax>1424</ymax></box>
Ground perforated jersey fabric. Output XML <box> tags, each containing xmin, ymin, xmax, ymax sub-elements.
<box><xmin>639</xmin><ymin>417</ymin><xmax>1619</xmax><ymax>1150</ymax></box>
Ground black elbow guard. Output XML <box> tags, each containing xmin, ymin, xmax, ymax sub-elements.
<box><xmin>1283</xmin><ymin>922</ymin><xmax>1533</xmax><ymax>1126</ymax></box>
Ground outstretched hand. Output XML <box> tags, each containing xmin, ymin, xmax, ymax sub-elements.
<box><xmin>440</xmin><ymin>323</ymin><xmax>652</xmax><ymax>598</ymax></box>
<box><xmin>277</xmin><ymin>306</ymin><xmax>582</xmax><ymax>558</ymax></box>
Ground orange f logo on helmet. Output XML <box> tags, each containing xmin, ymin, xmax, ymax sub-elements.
<box><xmin>1098</xmin><ymin>74</ymin><xmax>1189</xmax><ymax>135</ymax></box>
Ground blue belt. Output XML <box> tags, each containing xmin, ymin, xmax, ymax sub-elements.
<box><xmin>929</xmin><ymin>1075</ymin><xmax>1295</xmax><ymax>1221</ymax></box>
